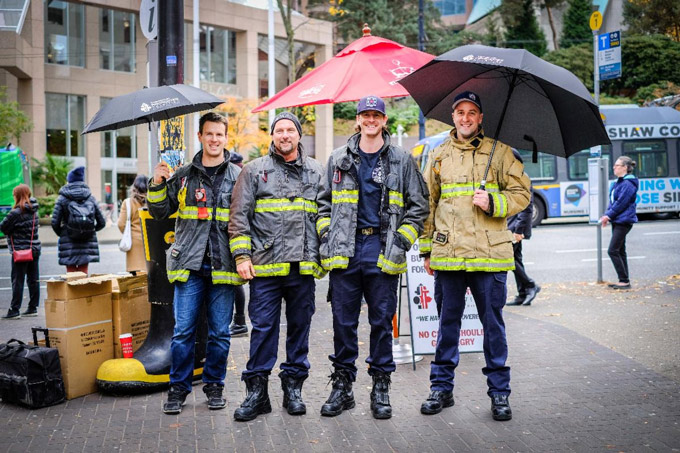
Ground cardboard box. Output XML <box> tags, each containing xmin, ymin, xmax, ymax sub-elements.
<box><xmin>112</xmin><ymin>285</ymin><xmax>150</xmax><ymax>359</ymax></box>
<box><xmin>45</xmin><ymin>293</ymin><xmax>112</xmax><ymax>329</ymax></box>
<box><xmin>48</xmin><ymin>321</ymin><xmax>113</xmax><ymax>399</ymax></box>
<box><xmin>46</xmin><ymin>275</ymin><xmax>113</xmax><ymax>301</ymax></box>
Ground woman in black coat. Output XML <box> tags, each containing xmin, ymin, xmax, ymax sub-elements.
<box><xmin>51</xmin><ymin>166</ymin><xmax>106</xmax><ymax>274</ymax></box>
<box><xmin>0</xmin><ymin>184</ymin><xmax>41</xmax><ymax>319</ymax></box>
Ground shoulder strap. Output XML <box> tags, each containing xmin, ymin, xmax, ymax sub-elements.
<box><xmin>126</xmin><ymin>198</ymin><xmax>131</xmax><ymax>221</ymax></box>
<box><xmin>10</xmin><ymin>213</ymin><xmax>36</xmax><ymax>251</ymax></box>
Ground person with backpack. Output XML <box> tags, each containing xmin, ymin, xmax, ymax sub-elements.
<box><xmin>0</xmin><ymin>184</ymin><xmax>41</xmax><ymax>319</ymax></box>
<box><xmin>51</xmin><ymin>166</ymin><xmax>106</xmax><ymax>274</ymax></box>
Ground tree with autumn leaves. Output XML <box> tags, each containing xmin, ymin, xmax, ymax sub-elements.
<box><xmin>215</xmin><ymin>98</ymin><xmax>271</xmax><ymax>161</ymax></box>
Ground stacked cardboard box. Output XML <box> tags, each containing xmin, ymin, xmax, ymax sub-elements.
<box><xmin>45</xmin><ymin>274</ymin><xmax>114</xmax><ymax>399</ymax></box>
<box><xmin>109</xmin><ymin>273</ymin><xmax>150</xmax><ymax>358</ymax></box>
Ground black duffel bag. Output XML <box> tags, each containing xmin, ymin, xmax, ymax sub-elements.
<box><xmin>0</xmin><ymin>333</ymin><xmax>65</xmax><ymax>409</ymax></box>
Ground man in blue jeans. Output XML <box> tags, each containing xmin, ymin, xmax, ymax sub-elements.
<box><xmin>148</xmin><ymin>112</ymin><xmax>244</xmax><ymax>414</ymax></box>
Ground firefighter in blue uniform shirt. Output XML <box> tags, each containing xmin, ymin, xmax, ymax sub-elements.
<box><xmin>316</xmin><ymin>96</ymin><xmax>429</xmax><ymax>419</ymax></box>
<box><xmin>419</xmin><ymin>91</ymin><xmax>531</xmax><ymax>421</ymax></box>
<box><xmin>228</xmin><ymin>112</ymin><xmax>324</xmax><ymax>421</ymax></box>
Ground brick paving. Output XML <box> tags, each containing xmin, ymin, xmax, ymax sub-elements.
<box><xmin>1</xmin><ymin>278</ymin><xmax>679</xmax><ymax>452</ymax></box>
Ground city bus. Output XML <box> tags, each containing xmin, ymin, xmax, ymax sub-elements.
<box><xmin>411</xmin><ymin>105</ymin><xmax>680</xmax><ymax>226</ymax></box>
<box><xmin>0</xmin><ymin>145</ymin><xmax>32</xmax><ymax>240</ymax></box>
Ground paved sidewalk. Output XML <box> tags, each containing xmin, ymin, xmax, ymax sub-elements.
<box><xmin>1</xmin><ymin>278</ymin><xmax>679</xmax><ymax>452</ymax></box>
<box><xmin>35</xmin><ymin>223</ymin><xmax>122</xmax><ymax>247</ymax></box>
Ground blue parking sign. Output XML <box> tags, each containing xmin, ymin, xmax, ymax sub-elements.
<box><xmin>598</xmin><ymin>31</ymin><xmax>621</xmax><ymax>81</ymax></box>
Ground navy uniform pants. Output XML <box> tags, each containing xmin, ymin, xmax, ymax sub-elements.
<box><xmin>329</xmin><ymin>233</ymin><xmax>399</xmax><ymax>381</ymax></box>
<box><xmin>430</xmin><ymin>270</ymin><xmax>511</xmax><ymax>397</ymax></box>
<box><xmin>242</xmin><ymin>263</ymin><xmax>315</xmax><ymax>381</ymax></box>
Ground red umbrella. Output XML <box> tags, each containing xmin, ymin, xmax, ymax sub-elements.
<box><xmin>253</xmin><ymin>25</ymin><xmax>434</xmax><ymax>112</ymax></box>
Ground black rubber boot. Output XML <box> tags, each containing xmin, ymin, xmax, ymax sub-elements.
<box><xmin>279</xmin><ymin>372</ymin><xmax>307</xmax><ymax>415</ymax></box>
<box><xmin>370</xmin><ymin>372</ymin><xmax>392</xmax><ymax>419</ymax></box>
<box><xmin>320</xmin><ymin>370</ymin><xmax>355</xmax><ymax>417</ymax></box>
<box><xmin>234</xmin><ymin>375</ymin><xmax>272</xmax><ymax>422</ymax></box>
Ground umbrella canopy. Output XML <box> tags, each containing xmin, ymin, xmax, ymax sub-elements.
<box><xmin>82</xmin><ymin>84</ymin><xmax>224</xmax><ymax>134</ymax></box>
<box><xmin>253</xmin><ymin>26</ymin><xmax>434</xmax><ymax>112</ymax></box>
<box><xmin>399</xmin><ymin>44</ymin><xmax>610</xmax><ymax>159</ymax></box>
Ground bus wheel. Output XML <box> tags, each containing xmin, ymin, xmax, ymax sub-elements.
<box><xmin>531</xmin><ymin>198</ymin><xmax>546</xmax><ymax>228</ymax></box>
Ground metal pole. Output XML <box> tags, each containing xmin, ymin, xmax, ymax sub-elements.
<box><xmin>268</xmin><ymin>0</ymin><xmax>276</xmax><ymax>127</ymax></box>
<box><xmin>147</xmin><ymin>39</ymin><xmax>159</xmax><ymax>170</ymax></box>
<box><xmin>593</xmin><ymin>29</ymin><xmax>603</xmax><ymax>282</ymax></box>
<box><xmin>417</xmin><ymin>0</ymin><xmax>425</xmax><ymax>140</ymax></box>
<box><xmin>158</xmin><ymin>0</ymin><xmax>184</xmax><ymax>86</ymax></box>
<box><xmin>193</xmin><ymin>0</ymin><xmax>200</xmax><ymax>152</ymax></box>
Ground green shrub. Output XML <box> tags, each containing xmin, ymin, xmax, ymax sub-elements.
<box><xmin>36</xmin><ymin>194</ymin><xmax>58</xmax><ymax>219</ymax></box>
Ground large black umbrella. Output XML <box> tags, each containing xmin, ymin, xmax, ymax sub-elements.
<box><xmin>82</xmin><ymin>84</ymin><xmax>224</xmax><ymax>134</ymax></box>
<box><xmin>399</xmin><ymin>45</ymin><xmax>610</xmax><ymax>186</ymax></box>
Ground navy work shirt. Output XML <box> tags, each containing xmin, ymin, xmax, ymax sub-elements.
<box><xmin>356</xmin><ymin>148</ymin><xmax>382</xmax><ymax>229</ymax></box>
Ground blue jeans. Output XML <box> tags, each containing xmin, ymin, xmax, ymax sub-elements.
<box><xmin>170</xmin><ymin>265</ymin><xmax>235</xmax><ymax>392</ymax></box>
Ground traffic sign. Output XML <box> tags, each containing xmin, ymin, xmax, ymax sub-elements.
<box><xmin>140</xmin><ymin>0</ymin><xmax>158</xmax><ymax>40</ymax></box>
<box><xmin>598</xmin><ymin>30</ymin><xmax>621</xmax><ymax>81</ymax></box>
<box><xmin>589</xmin><ymin>11</ymin><xmax>603</xmax><ymax>31</ymax></box>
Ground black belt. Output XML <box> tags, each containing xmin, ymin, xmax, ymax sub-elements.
<box><xmin>357</xmin><ymin>227</ymin><xmax>379</xmax><ymax>235</ymax></box>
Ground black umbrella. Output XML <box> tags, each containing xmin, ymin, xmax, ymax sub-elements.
<box><xmin>82</xmin><ymin>84</ymin><xmax>224</xmax><ymax>134</ymax></box>
<box><xmin>399</xmin><ymin>45</ymin><xmax>611</xmax><ymax>188</ymax></box>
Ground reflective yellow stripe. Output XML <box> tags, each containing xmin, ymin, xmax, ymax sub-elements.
<box><xmin>397</xmin><ymin>224</ymin><xmax>418</xmax><ymax>245</ymax></box>
<box><xmin>388</xmin><ymin>191</ymin><xmax>404</xmax><ymax>207</ymax></box>
<box><xmin>254</xmin><ymin>198</ymin><xmax>317</xmax><ymax>213</ymax></box>
<box><xmin>215</xmin><ymin>207</ymin><xmax>230</xmax><ymax>222</ymax></box>
<box><xmin>321</xmin><ymin>255</ymin><xmax>350</xmax><ymax>270</ymax></box>
<box><xmin>377</xmin><ymin>254</ymin><xmax>407</xmax><ymax>274</ymax></box>
<box><xmin>441</xmin><ymin>182</ymin><xmax>499</xmax><ymax>199</ymax></box>
<box><xmin>419</xmin><ymin>238</ymin><xmax>432</xmax><ymax>253</ymax></box>
<box><xmin>178</xmin><ymin>206</ymin><xmax>212</xmax><ymax>220</ymax></box>
<box><xmin>316</xmin><ymin>217</ymin><xmax>330</xmax><ymax>236</ymax></box>
<box><xmin>253</xmin><ymin>262</ymin><xmax>290</xmax><ymax>277</ymax></box>
<box><xmin>167</xmin><ymin>269</ymin><xmax>190</xmax><ymax>283</ymax></box>
<box><xmin>490</xmin><ymin>193</ymin><xmax>507</xmax><ymax>217</ymax></box>
<box><xmin>229</xmin><ymin>235</ymin><xmax>251</xmax><ymax>254</ymax></box>
<box><xmin>211</xmin><ymin>270</ymin><xmax>245</xmax><ymax>285</ymax></box>
<box><xmin>332</xmin><ymin>190</ymin><xmax>358</xmax><ymax>204</ymax></box>
<box><xmin>148</xmin><ymin>186</ymin><xmax>167</xmax><ymax>203</ymax></box>
<box><xmin>299</xmin><ymin>261</ymin><xmax>327</xmax><ymax>279</ymax></box>
<box><xmin>429</xmin><ymin>257</ymin><xmax>515</xmax><ymax>272</ymax></box>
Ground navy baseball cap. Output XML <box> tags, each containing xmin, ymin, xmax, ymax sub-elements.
<box><xmin>357</xmin><ymin>96</ymin><xmax>386</xmax><ymax>115</ymax></box>
<box><xmin>452</xmin><ymin>91</ymin><xmax>483</xmax><ymax>113</ymax></box>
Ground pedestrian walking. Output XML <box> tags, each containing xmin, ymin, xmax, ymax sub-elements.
<box><xmin>229</xmin><ymin>112</ymin><xmax>324</xmax><ymax>421</ymax></box>
<box><xmin>51</xmin><ymin>166</ymin><xmax>106</xmax><ymax>275</ymax></box>
<box><xmin>1</xmin><ymin>184</ymin><xmax>41</xmax><ymax>319</ymax></box>
<box><xmin>117</xmin><ymin>175</ymin><xmax>148</xmax><ymax>273</ymax></box>
<box><xmin>148</xmin><ymin>112</ymin><xmax>243</xmax><ymax>414</ymax></box>
<box><xmin>418</xmin><ymin>91</ymin><xmax>531</xmax><ymax>421</ymax></box>
<box><xmin>600</xmin><ymin>156</ymin><xmax>638</xmax><ymax>289</ymax></box>
<box><xmin>506</xmin><ymin>150</ymin><xmax>540</xmax><ymax>306</ymax></box>
<box><xmin>316</xmin><ymin>96</ymin><xmax>429</xmax><ymax>419</ymax></box>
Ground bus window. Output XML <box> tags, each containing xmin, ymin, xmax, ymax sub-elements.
<box><xmin>516</xmin><ymin>149</ymin><xmax>557</xmax><ymax>181</ymax></box>
<box><xmin>622</xmin><ymin>140</ymin><xmax>667</xmax><ymax>177</ymax></box>
<box><xmin>567</xmin><ymin>145</ymin><xmax>612</xmax><ymax>180</ymax></box>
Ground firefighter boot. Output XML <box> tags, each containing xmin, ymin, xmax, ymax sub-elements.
<box><xmin>320</xmin><ymin>370</ymin><xmax>355</xmax><ymax>417</ymax></box>
<box><xmin>280</xmin><ymin>372</ymin><xmax>307</xmax><ymax>415</ymax></box>
<box><xmin>370</xmin><ymin>372</ymin><xmax>392</xmax><ymax>419</ymax></box>
<box><xmin>234</xmin><ymin>375</ymin><xmax>272</xmax><ymax>422</ymax></box>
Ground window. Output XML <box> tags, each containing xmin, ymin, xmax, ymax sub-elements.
<box><xmin>0</xmin><ymin>0</ymin><xmax>30</xmax><ymax>33</ymax></box>
<box><xmin>623</xmin><ymin>140</ymin><xmax>668</xmax><ymax>178</ymax></box>
<box><xmin>46</xmin><ymin>93</ymin><xmax>86</xmax><ymax>157</ymax></box>
<box><xmin>44</xmin><ymin>0</ymin><xmax>85</xmax><ymax>67</ymax></box>
<box><xmin>100</xmin><ymin>98</ymin><xmax>136</xmax><ymax>158</ymax></box>
<box><xmin>516</xmin><ymin>149</ymin><xmax>557</xmax><ymax>181</ymax></box>
<box><xmin>567</xmin><ymin>145</ymin><xmax>613</xmax><ymax>180</ymax></box>
<box><xmin>258</xmin><ymin>35</ymin><xmax>317</xmax><ymax>98</ymax></box>
<box><xmin>99</xmin><ymin>8</ymin><xmax>136</xmax><ymax>72</ymax></box>
<box><xmin>200</xmin><ymin>25</ymin><xmax>236</xmax><ymax>84</ymax></box>
<box><xmin>433</xmin><ymin>0</ymin><xmax>468</xmax><ymax>15</ymax></box>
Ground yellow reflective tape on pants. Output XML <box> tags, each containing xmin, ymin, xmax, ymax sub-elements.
<box><xmin>388</xmin><ymin>191</ymin><xmax>404</xmax><ymax>207</ymax></box>
<box><xmin>148</xmin><ymin>186</ymin><xmax>167</xmax><ymax>203</ymax></box>
<box><xmin>167</xmin><ymin>269</ymin><xmax>190</xmax><ymax>283</ymax></box>
<box><xmin>253</xmin><ymin>262</ymin><xmax>290</xmax><ymax>277</ymax></box>
<box><xmin>397</xmin><ymin>224</ymin><xmax>418</xmax><ymax>245</ymax></box>
<box><xmin>321</xmin><ymin>255</ymin><xmax>349</xmax><ymax>270</ymax></box>
<box><xmin>376</xmin><ymin>254</ymin><xmax>407</xmax><ymax>274</ymax></box>
<box><xmin>332</xmin><ymin>190</ymin><xmax>358</xmax><ymax>204</ymax></box>
<box><xmin>300</xmin><ymin>261</ymin><xmax>327</xmax><ymax>279</ymax></box>
<box><xmin>430</xmin><ymin>257</ymin><xmax>515</xmax><ymax>272</ymax></box>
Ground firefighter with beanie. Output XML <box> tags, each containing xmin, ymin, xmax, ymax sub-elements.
<box><xmin>229</xmin><ymin>111</ymin><xmax>324</xmax><ymax>421</ymax></box>
<box><xmin>418</xmin><ymin>91</ymin><xmax>531</xmax><ymax>421</ymax></box>
<box><xmin>316</xmin><ymin>96</ymin><xmax>429</xmax><ymax>419</ymax></box>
